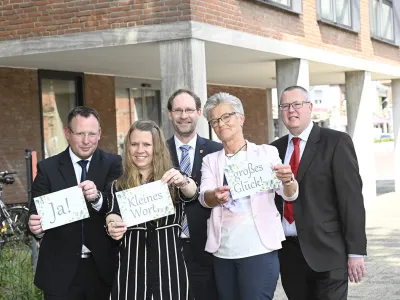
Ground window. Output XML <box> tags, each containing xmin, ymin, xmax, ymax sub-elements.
<box><xmin>269</xmin><ymin>0</ymin><xmax>291</xmax><ymax>6</ymax></box>
<box><xmin>317</xmin><ymin>0</ymin><xmax>360</xmax><ymax>32</ymax></box>
<box><xmin>257</xmin><ymin>0</ymin><xmax>302</xmax><ymax>14</ymax></box>
<box><xmin>115</xmin><ymin>87</ymin><xmax>161</xmax><ymax>155</ymax></box>
<box><xmin>320</xmin><ymin>0</ymin><xmax>351</xmax><ymax>27</ymax></box>
<box><xmin>38</xmin><ymin>70</ymin><xmax>83</xmax><ymax>159</ymax></box>
<box><xmin>371</xmin><ymin>0</ymin><xmax>394</xmax><ymax>42</ymax></box>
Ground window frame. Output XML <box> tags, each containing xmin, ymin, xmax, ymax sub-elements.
<box><xmin>255</xmin><ymin>0</ymin><xmax>302</xmax><ymax>14</ymax></box>
<box><xmin>317</xmin><ymin>0</ymin><xmax>361</xmax><ymax>33</ymax></box>
<box><xmin>38</xmin><ymin>70</ymin><xmax>84</xmax><ymax>160</ymax></box>
<box><xmin>370</xmin><ymin>0</ymin><xmax>399</xmax><ymax>46</ymax></box>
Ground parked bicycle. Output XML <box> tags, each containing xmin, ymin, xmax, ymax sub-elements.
<box><xmin>0</xmin><ymin>170</ymin><xmax>30</xmax><ymax>249</ymax></box>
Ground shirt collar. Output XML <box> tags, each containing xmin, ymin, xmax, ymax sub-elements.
<box><xmin>288</xmin><ymin>121</ymin><xmax>314</xmax><ymax>144</ymax></box>
<box><xmin>69</xmin><ymin>147</ymin><xmax>93</xmax><ymax>164</ymax></box>
<box><xmin>174</xmin><ymin>135</ymin><xmax>197</xmax><ymax>150</ymax></box>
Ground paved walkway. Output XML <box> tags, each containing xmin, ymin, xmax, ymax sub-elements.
<box><xmin>274</xmin><ymin>191</ymin><xmax>400</xmax><ymax>300</ymax></box>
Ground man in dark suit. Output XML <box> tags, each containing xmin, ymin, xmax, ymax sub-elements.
<box><xmin>28</xmin><ymin>106</ymin><xmax>122</xmax><ymax>300</ymax></box>
<box><xmin>166</xmin><ymin>89</ymin><xmax>222</xmax><ymax>300</ymax></box>
<box><xmin>271</xmin><ymin>86</ymin><xmax>367</xmax><ymax>300</ymax></box>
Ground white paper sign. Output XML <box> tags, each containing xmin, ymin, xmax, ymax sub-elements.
<box><xmin>115</xmin><ymin>180</ymin><xmax>175</xmax><ymax>227</ymax></box>
<box><xmin>34</xmin><ymin>186</ymin><xmax>90</xmax><ymax>230</ymax></box>
<box><xmin>224</xmin><ymin>159</ymin><xmax>281</xmax><ymax>200</ymax></box>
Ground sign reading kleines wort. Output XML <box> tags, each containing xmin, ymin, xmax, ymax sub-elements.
<box><xmin>116</xmin><ymin>180</ymin><xmax>175</xmax><ymax>227</ymax></box>
<box><xmin>34</xmin><ymin>186</ymin><xmax>90</xmax><ymax>231</ymax></box>
<box><xmin>224</xmin><ymin>159</ymin><xmax>281</xmax><ymax>200</ymax></box>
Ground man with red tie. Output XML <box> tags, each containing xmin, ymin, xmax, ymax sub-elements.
<box><xmin>271</xmin><ymin>85</ymin><xmax>367</xmax><ymax>300</ymax></box>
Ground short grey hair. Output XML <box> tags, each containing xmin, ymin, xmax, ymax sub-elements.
<box><xmin>203</xmin><ymin>92</ymin><xmax>244</xmax><ymax>121</ymax></box>
<box><xmin>279</xmin><ymin>85</ymin><xmax>310</xmax><ymax>103</ymax></box>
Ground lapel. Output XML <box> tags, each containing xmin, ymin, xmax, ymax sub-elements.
<box><xmin>276</xmin><ymin>135</ymin><xmax>289</xmax><ymax>163</ymax></box>
<box><xmin>58</xmin><ymin>148</ymin><xmax>79</xmax><ymax>188</ymax></box>
<box><xmin>86</xmin><ymin>149</ymin><xmax>103</xmax><ymax>182</ymax></box>
<box><xmin>167</xmin><ymin>137</ymin><xmax>179</xmax><ymax>168</ymax></box>
<box><xmin>296</xmin><ymin>124</ymin><xmax>320</xmax><ymax>183</ymax></box>
<box><xmin>192</xmin><ymin>135</ymin><xmax>206</xmax><ymax>177</ymax></box>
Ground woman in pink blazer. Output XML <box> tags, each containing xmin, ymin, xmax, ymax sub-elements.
<box><xmin>199</xmin><ymin>92</ymin><xmax>299</xmax><ymax>300</ymax></box>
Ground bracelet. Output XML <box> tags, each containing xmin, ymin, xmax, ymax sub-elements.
<box><xmin>177</xmin><ymin>174</ymin><xmax>190</xmax><ymax>189</ymax></box>
<box><xmin>283</xmin><ymin>174</ymin><xmax>295</xmax><ymax>186</ymax></box>
<box><xmin>91</xmin><ymin>191</ymin><xmax>102</xmax><ymax>205</ymax></box>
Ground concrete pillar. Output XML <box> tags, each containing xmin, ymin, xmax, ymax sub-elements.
<box><xmin>345</xmin><ymin>71</ymin><xmax>376</xmax><ymax>207</ymax></box>
<box><xmin>276</xmin><ymin>59</ymin><xmax>310</xmax><ymax>137</ymax></box>
<box><xmin>391</xmin><ymin>79</ymin><xmax>400</xmax><ymax>193</ymax></box>
<box><xmin>159</xmin><ymin>38</ymin><xmax>209</xmax><ymax>139</ymax></box>
<box><xmin>266</xmin><ymin>88</ymin><xmax>275</xmax><ymax>143</ymax></box>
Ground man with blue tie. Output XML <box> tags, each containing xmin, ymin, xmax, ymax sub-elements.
<box><xmin>271</xmin><ymin>86</ymin><xmax>367</xmax><ymax>300</ymax></box>
<box><xmin>28</xmin><ymin>106</ymin><xmax>122</xmax><ymax>300</ymax></box>
<box><xmin>167</xmin><ymin>89</ymin><xmax>222</xmax><ymax>300</ymax></box>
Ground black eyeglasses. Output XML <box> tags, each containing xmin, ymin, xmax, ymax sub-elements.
<box><xmin>209</xmin><ymin>112</ymin><xmax>237</xmax><ymax>128</ymax></box>
<box><xmin>279</xmin><ymin>101</ymin><xmax>310</xmax><ymax>111</ymax></box>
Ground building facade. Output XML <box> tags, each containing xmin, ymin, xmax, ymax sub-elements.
<box><xmin>1</xmin><ymin>0</ymin><xmax>400</xmax><ymax>204</ymax></box>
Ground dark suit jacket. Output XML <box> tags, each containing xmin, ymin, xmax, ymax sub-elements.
<box><xmin>29</xmin><ymin>148</ymin><xmax>122</xmax><ymax>295</ymax></box>
<box><xmin>271</xmin><ymin>124</ymin><xmax>367</xmax><ymax>272</ymax></box>
<box><xmin>167</xmin><ymin>135</ymin><xmax>223</xmax><ymax>266</ymax></box>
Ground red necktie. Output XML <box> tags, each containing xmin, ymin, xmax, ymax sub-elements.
<box><xmin>284</xmin><ymin>137</ymin><xmax>300</xmax><ymax>224</ymax></box>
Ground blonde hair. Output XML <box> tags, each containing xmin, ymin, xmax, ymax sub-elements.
<box><xmin>116</xmin><ymin>120</ymin><xmax>176</xmax><ymax>201</ymax></box>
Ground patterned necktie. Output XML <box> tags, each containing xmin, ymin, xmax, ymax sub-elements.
<box><xmin>179</xmin><ymin>145</ymin><xmax>191</xmax><ymax>237</ymax></box>
<box><xmin>77</xmin><ymin>160</ymin><xmax>89</xmax><ymax>246</ymax></box>
<box><xmin>284</xmin><ymin>137</ymin><xmax>300</xmax><ymax>224</ymax></box>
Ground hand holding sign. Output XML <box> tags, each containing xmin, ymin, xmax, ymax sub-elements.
<box><xmin>273</xmin><ymin>164</ymin><xmax>293</xmax><ymax>183</ymax></box>
<box><xmin>116</xmin><ymin>180</ymin><xmax>175</xmax><ymax>227</ymax></box>
<box><xmin>28</xmin><ymin>214</ymin><xmax>43</xmax><ymax>235</ymax></box>
<box><xmin>106</xmin><ymin>215</ymin><xmax>127</xmax><ymax>241</ymax></box>
<box><xmin>34</xmin><ymin>186</ymin><xmax>90</xmax><ymax>231</ymax></box>
<box><xmin>224</xmin><ymin>159</ymin><xmax>281</xmax><ymax>199</ymax></box>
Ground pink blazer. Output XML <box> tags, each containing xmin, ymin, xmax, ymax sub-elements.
<box><xmin>199</xmin><ymin>142</ymin><xmax>298</xmax><ymax>254</ymax></box>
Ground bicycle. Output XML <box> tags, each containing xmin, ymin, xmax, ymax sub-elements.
<box><xmin>0</xmin><ymin>170</ymin><xmax>30</xmax><ymax>250</ymax></box>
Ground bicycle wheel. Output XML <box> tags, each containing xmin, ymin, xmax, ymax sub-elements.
<box><xmin>8</xmin><ymin>206</ymin><xmax>29</xmax><ymax>234</ymax></box>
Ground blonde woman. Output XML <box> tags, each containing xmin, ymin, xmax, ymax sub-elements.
<box><xmin>106</xmin><ymin>120</ymin><xmax>197</xmax><ymax>300</ymax></box>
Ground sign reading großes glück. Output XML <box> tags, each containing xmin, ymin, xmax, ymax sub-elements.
<box><xmin>224</xmin><ymin>159</ymin><xmax>281</xmax><ymax>200</ymax></box>
<box><xmin>34</xmin><ymin>186</ymin><xmax>90</xmax><ymax>231</ymax></box>
<box><xmin>116</xmin><ymin>180</ymin><xmax>175</xmax><ymax>227</ymax></box>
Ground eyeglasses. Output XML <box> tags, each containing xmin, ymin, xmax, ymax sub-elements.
<box><xmin>171</xmin><ymin>108</ymin><xmax>197</xmax><ymax>115</ymax></box>
<box><xmin>68</xmin><ymin>127</ymin><xmax>99</xmax><ymax>139</ymax></box>
<box><xmin>279</xmin><ymin>101</ymin><xmax>310</xmax><ymax>111</ymax></box>
<box><xmin>209</xmin><ymin>112</ymin><xmax>237</xmax><ymax>128</ymax></box>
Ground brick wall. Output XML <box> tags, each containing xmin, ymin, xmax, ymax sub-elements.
<box><xmin>0</xmin><ymin>68</ymin><xmax>41</xmax><ymax>204</ymax></box>
<box><xmin>1</xmin><ymin>1</ymin><xmax>398</xmax><ymax>64</ymax></box>
<box><xmin>207</xmin><ymin>84</ymin><xmax>269</xmax><ymax>145</ymax></box>
<box><xmin>0</xmin><ymin>0</ymin><xmax>191</xmax><ymax>40</ymax></box>
<box><xmin>84</xmin><ymin>74</ymin><xmax>118</xmax><ymax>154</ymax></box>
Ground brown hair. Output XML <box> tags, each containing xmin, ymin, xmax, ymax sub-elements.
<box><xmin>116</xmin><ymin>120</ymin><xmax>176</xmax><ymax>201</ymax></box>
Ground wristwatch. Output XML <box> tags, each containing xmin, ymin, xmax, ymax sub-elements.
<box><xmin>92</xmin><ymin>191</ymin><xmax>102</xmax><ymax>204</ymax></box>
<box><xmin>284</xmin><ymin>173</ymin><xmax>295</xmax><ymax>186</ymax></box>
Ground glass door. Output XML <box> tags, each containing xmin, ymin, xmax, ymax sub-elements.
<box><xmin>38</xmin><ymin>70</ymin><xmax>83</xmax><ymax>159</ymax></box>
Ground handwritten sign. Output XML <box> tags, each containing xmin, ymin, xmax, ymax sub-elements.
<box><xmin>34</xmin><ymin>186</ymin><xmax>89</xmax><ymax>230</ymax></box>
<box><xmin>115</xmin><ymin>180</ymin><xmax>175</xmax><ymax>227</ymax></box>
<box><xmin>224</xmin><ymin>159</ymin><xmax>281</xmax><ymax>200</ymax></box>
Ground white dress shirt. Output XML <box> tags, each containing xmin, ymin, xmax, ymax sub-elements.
<box><xmin>69</xmin><ymin>148</ymin><xmax>103</xmax><ymax>253</ymax></box>
<box><xmin>174</xmin><ymin>135</ymin><xmax>197</xmax><ymax>173</ymax></box>
<box><xmin>282</xmin><ymin>121</ymin><xmax>313</xmax><ymax>237</ymax></box>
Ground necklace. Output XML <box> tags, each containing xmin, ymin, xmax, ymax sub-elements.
<box><xmin>225</xmin><ymin>142</ymin><xmax>247</xmax><ymax>160</ymax></box>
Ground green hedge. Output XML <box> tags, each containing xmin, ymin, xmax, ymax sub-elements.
<box><xmin>0</xmin><ymin>242</ymin><xmax>43</xmax><ymax>300</ymax></box>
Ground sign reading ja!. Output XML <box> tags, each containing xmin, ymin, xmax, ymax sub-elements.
<box><xmin>116</xmin><ymin>180</ymin><xmax>175</xmax><ymax>227</ymax></box>
<box><xmin>34</xmin><ymin>186</ymin><xmax>90</xmax><ymax>231</ymax></box>
<box><xmin>224</xmin><ymin>159</ymin><xmax>281</xmax><ymax>200</ymax></box>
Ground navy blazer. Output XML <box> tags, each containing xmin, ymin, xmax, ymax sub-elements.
<box><xmin>29</xmin><ymin>147</ymin><xmax>122</xmax><ymax>295</ymax></box>
<box><xmin>167</xmin><ymin>135</ymin><xmax>222</xmax><ymax>266</ymax></box>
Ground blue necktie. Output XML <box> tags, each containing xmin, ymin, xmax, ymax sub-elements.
<box><xmin>179</xmin><ymin>145</ymin><xmax>191</xmax><ymax>237</ymax></box>
<box><xmin>77</xmin><ymin>160</ymin><xmax>89</xmax><ymax>247</ymax></box>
